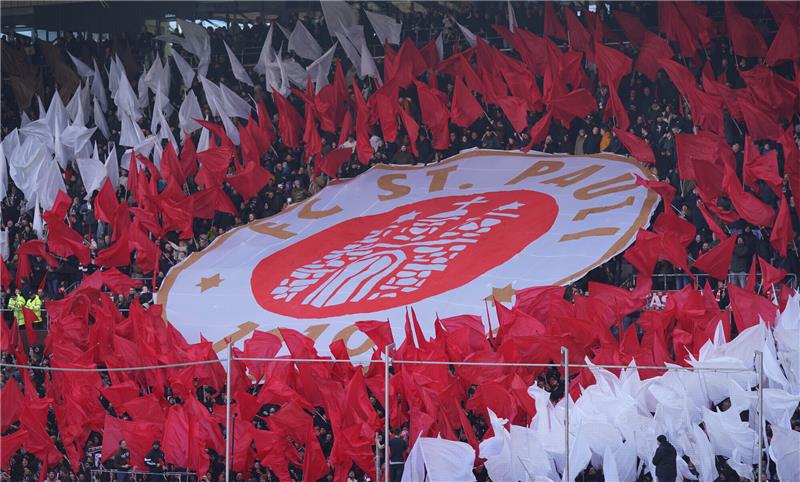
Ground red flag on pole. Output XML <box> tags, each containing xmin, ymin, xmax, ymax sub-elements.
<box><xmin>450</xmin><ymin>76</ymin><xmax>483</xmax><ymax>128</ymax></box>
<box><xmin>724</xmin><ymin>3</ymin><xmax>767</xmax><ymax>58</ymax></box>
<box><xmin>613</xmin><ymin>128</ymin><xmax>655</xmax><ymax>165</ymax></box>
<box><xmin>692</xmin><ymin>235</ymin><xmax>737</xmax><ymax>281</ymax></box>
<box><xmin>770</xmin><ymin>195</ymin><xmax>792</xmax><ymax>257</ymax></box>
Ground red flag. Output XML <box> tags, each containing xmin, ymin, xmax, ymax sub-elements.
<box><xmin>594</xmin><ymin>42</ymin><xmax>632</xmax><ymax>89</ymax></box>
<box><xmin>315</xmin><ymin>147</ymin><xmax>352</xmax><ymax>179</ymax></box>
<box><xmin>337</xmin><ymin>109</ymin><xmax>353</xmax><ymax>147</ymax></box>
<box><xmin>227</xmin><ymin>162</ymin><xmax>273</xmax><ymax>201</ymax></box>
<box><xmin>658</xmin><ymin>1</ymin><xmax>700</xmax><ymax>59</ymax></box>
<box><xmin>179</xmin><ymin>133</ymin><xmax>198</xmax><ymax>178</ymax></box>
<box><xmin>353</xmin><ymin>80</ymin><xmax>373</xmax><ymax>165</ymax></box>
<box><xmin>697</xmin><ymin>200</ymin><xmax>729</xmax><ymax>240</ymax></box>
<box><xmin>564</xmin><ymin>7</ymin><xmax>591</xmax><ymax>54</ymax></box>
<box><xmin>196</xmin><ymin>145</ymin><xmax>235</xmax><ymax>174</ymax></box>
<box><xmin>738</xmin><ymin>96</ymin><xmax>782</xmax><ymax>141</ymax></box>
<box><xmin>692</xmin><ymin>235</ymin><xmax>737</xmax><ymax>280</ymax></box>
<box><xmin>398</xmin><ymin>107</ymin><xmax>420</xmax><ymax>158</ymax></box>
<box><xmin>543</xmin><ymin>1</ymin><xmax>567</xmax><ymax>40</ymax></box>
<box><xmin>387</xmin><ymin>38</ymin><xmax>427</xmax><ymax>87</ymax></box>
<box><xmin>255</xmin><ymin>96</ymin><xmax>276</xmax><ymax>154</ymax></box>
<box><xmin>303</xmin><ymin>103</ymin><xmax>322</xmax><ymax>162</ymax></box>
<box><xmin>545</xmin><ymin>88</ymin><xmax>596</xmax><ymax>127</ymax></box>
<box><xmin>160</xmin><ymin>142</ymin><xmax>185</xmax><ymax>186</ymax></box>
<box><xmin>729</xmin><ymin>285</ymin><xmax>778</xmax><ymax>331</ymax></box>
<box><xmin>450</xmin><ymin>76</ymin><xmax>483</xmax><ymax>128</ymax></box>
<box><xmin>238</xmin><ymin>118</ymin><xmax>260</xmax><ymax>166</ymax></box>
<box><xmin>415</xmin><ymin>80</ymin><xmax>450</xmax><ymax>150</ymax></box>
<box><xmin>743</xmin><ymin>139</ymin><xmax>783</xmax><ymax>195</ymax></box>
<box><xmin>0</xmin><ymin>257</ymin><xmax>10</xmax><ymax>290</ymax></box>
<box><xmin>613</xmin><ymin>128</ymin><xmax>655</xmax><ymax>165</ymax></box>
<box><xmin>372</xmin><ymin>92</ymin><xmax>399</xmax><ymax>143</ymax></box>
<box><xmin>302</xmin><ymin>425</ymin><xmax>329</xmax><ymax>482</ymax></box>
<box><xmin>614</xmin><ymin>11</ymin><xmax>648</xmax><ymax>46</ymax></box>
<box><xmin>522</xmin><ymin>111</ymin><xmax>553</xmax><ymax>152</ymax></box>
<box><xmin>190</xmin><ymin>187</ymin><xmax>237</xmax><ymax>219</ymax></box>
<box><xmin>636</xmin><ymin>32</ymin><xmax>674</xmax><ymax>81</ymax></box>
<box><xmin>42</xmin><ymin>213</ymin><xmax>91</xmax><ymax>265</ymax></box>
<box><xmin>766</xmin><ymin>15</ymin><xmax>800</xmax><ymax>66</ymax></box>
<box><xmin>770</xmin><ymin>195</ymin><xmax>792</xmax><ymax>257</ymax></box>
<box><xmin>759</xmin><ymin>256</ymin><xmax>787</xmax><ymax>289</ymax></box>
<box><xmin>723</xmin><ymin>164</ymin><xmax>775</xmax><ymax>227</ymax></box>
<box><xmin>273</xmin><ymin>90</ymin><xmax>303</xmax><ymax>148</ymax></box>
<box><xmin>355</xmin><ymin>320</ymin><xmax>394</xmax><ymax>351</ymax></box>
<box><xmin>94</xmin><ymin>179</ymin><xmax>119</xmax><ymax>223</ymax></box>
<box><xmin>495</xmin><ymin>96</ymin><xmax>529</xmax><ymax>133</ymax></box>
<box><xmin>0</xmin><ymin>380</ymin><xmax>23</xmax><ymax>432</ymax></box>
<box><xmin>724</xmin><ymin>3</ymin><xmax>767</xmax><ymax>58</ymax></box>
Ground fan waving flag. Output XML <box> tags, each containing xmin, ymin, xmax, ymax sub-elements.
<box><xmin>160</xmin><ymin>150</ymin><xmax>657</xmax><ymax>356</ymax></box>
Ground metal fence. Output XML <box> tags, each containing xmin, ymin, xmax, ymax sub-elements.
<box><xmin>90</xmin><ymin>468</ymin><xmax>196</xmax><ymax>482</ymax></box>
<box><xmin>0</xmin><ymin>346</ymin><xmax>769</xmax><ymax>482</ymax></box>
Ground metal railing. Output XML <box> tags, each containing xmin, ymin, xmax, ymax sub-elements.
<box><xmin>2</xmin><ymin>350</ymin><xmax>766</xmax><ymax>482</ymax></box>
<box><xmin>636</xmin><ymin>272</ymin><xmax>797</xmax><ymax>292</ymax></box>
<box><xmin>90</xmin><ymin>468</ymin><xmax>196</xmax><ymax>482</ymax></box>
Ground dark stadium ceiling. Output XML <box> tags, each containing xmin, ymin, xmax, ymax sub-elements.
<box><xmin>1</xmin><ymin>1</ymin><xmax>318</xmax><ymax>33</ymax></box>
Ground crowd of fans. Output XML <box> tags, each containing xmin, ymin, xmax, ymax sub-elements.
<box><xmin>1</xmin><ymin>1</ymin><xmax>799</xmax><ymax>481</ymax></box>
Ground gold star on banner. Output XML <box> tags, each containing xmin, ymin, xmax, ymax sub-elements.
<box><xmin>197</xmin><ymin>273</ymin><xmax>224</xmax><ymax>293</ymax></box>
<box><xmin>484</xmin><ymin>283</ymin><xmax>516</xmax><ymax>305</ymax></box>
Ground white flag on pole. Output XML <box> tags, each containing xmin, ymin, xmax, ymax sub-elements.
<box><xmin>77</xmin><ymin>143</ymin><xmax>107</xmax><ymax>199</ymax></box>
<box><xmin>288</xmin><ymin>21</ymin><xmax>324</xmax><ymax>61</ymax></box>
<box><xmin>178</xmin><ymin>90</ymin><xmax>203</xmax><ymax>134</ymax></box>
<box><xmin>93</xmin><ymin>98</ymin><xmax>110</xmax><ymax>140</ymax></box>
<box><xmin>171</xmin><ymin>50</ymin><xmax>196</xmax><ymax>89</ymax></box>
<box><xmin>224</xmin><ymin>40</ymin><xmax>254</xmax><ymax>86</ymax></box>
<box><xmin>105</xmin><ymin>144</ymin><xmax>119</xmax><ymax>189</ymax></box>
<box><xmin>365</xmin><ymin>10</ymin><xmax>402</xmax><ymax>45</ymax></box>
<box><xmin>456</xmin><ymin>21</ymin><xmax>477</xmax><ymax>47</ymax></box>
<box><xmin>68</xmin><ymin>52</ymin><xmax>94</xmax><ymax>78</ymax></box>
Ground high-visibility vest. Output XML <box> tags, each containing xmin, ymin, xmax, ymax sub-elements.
<box><xmin>26</xmin><ymin>296</ymin><xmax>43</xmax><ymax>322</ymax></box>
<box><xmin>8</xmin><ymin>295</ymin><xmax>26</xmax><ymax>326</ymax></box>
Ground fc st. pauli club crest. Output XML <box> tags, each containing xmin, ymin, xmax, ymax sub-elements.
<box><xmin>158</xmin><ymin>150</ymin><xmax>657</xmax><ymax>355</ymax></box>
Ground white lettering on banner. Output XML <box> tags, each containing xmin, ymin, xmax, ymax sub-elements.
<box><xmin>157</xmin><ymin>150</ymin><xmax>658</xmax><ymax>355</ymax></box>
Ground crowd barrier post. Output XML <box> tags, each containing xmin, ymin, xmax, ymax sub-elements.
<box><xmin>756</xmin><ymin>350</ymin><xmax>764</xmax><ymax>482</ymax></box>
<box><xmin>384</xmin><ymin>343</ymin><xmax>394</xmax><ymax>482</ymax></box>
<box><xmin>561</xmin><ymin>346</ymin><xmax>570</xmax><ymax>482</ymax></box>
<box><xmin>225</xmin><ymin>341</ymin><xmax>233</xmax><ymax>482</ymax></box>
<box><xmin>374</xmin><ymin>433</ymin><xmax>381</xmax><ymax>482</ymax></box>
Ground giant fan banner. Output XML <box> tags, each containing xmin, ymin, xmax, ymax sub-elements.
<box><xmin>159</xmin><ymin>150</ymin><xmax>658</xmax><ymax>354</ymax></box>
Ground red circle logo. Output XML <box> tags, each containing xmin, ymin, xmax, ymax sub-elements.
<box><xmin>251</xmin><ymin>191</ymin><xmax>558</xmax><ymax>317</ymax></box>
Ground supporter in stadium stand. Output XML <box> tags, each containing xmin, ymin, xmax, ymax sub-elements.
<box><xmin>1</xmin><ymin>1</ymin><xmax>800</xmax><ymax>481</ymax></box>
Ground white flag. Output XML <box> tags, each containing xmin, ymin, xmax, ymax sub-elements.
<box><xmin>254</xmin><ymin>24</ymin><xmax>276</xmax><ymax>76</ymax></box>
<box><xmin>68</xmin><ymin>52</ymin><xmax>94</xmax><ymax>78</ymax></box>
<box><xmin>178</xmin><ymin>90</ymin><xmax>203</xmax><ymax>134</ymax></box>
<box><xmin>105</xmin><ymin>144</ymin><xmax>119</xmax><ymax>189</ymax></box>
<box><xmin>0</xmin><ymin>145</ymin><xmax>7</xmax><ymax>202</ymax></box>
<box><xmin>171</xmin><ymin>50</ymin><xmax>196</xmax><ymax>89</ymax></box>
<box><xmin>219</xmin><ymin>82</ymin><xmax>253</xmax><ymax>119</ymax></box>
<box><xmin>66</xmin><ymin>84</ymin><xmax>84</xmax><ymax>124</ymax></box>
<box><xmin>34</xmin><ymin>151</ymin><xmax>67</xmax><ymax>211</ymax></box>
<box><xmin>91</xmin><ymin>59</ymin><xmax>108</xmax><ymax>112</ymax></box>
<box><xmin>307</xmin><ymin>42</ymin><xmax>338</xmax><ymax>93</ymax></box>
<box><xmin>508</xmin><ymin>0</ymin><xmax>518</xmax><ymax>32</ymax></box>
<box><xmin>46</xmin><ymin>89</ymin><xmax>70</xmax><ymax>134</ymax></box>
<box><xmin>93</xmin><ymin>98</ymin><xmax>110</xmax><ymax>140</ymax></box>
<box><xmin>224</xmin><ymin>41</ymin><xmax>254</xmax><ymax>86</ymax></box>
<box><xmin>335</xmin><ymin>26</ymin><xmax>363</xmax><ymax>76</ymax></box>
<box><xmin>402</xmin><ymin>438</ymin><xmax>476</xmax><ymax>482</ymax></box>
<box><xmin>136</xmin><ymin>73</ymin><xmax>149</xmax><ymax>111</ymax></box>
<box><xmin>359</xmin><ymin>37</ymin><xmax>381</xmax><ymax>84</ymax></box>
<box><xmin>77</xmin><ymin>143</ymin><xmax>107</xmax><ymax>199</ymax></box>
<box><xmin>0</xmin><ymin>226</ymin><xmax>9</xmax><ymax>260</ymax></box>
<box><xmin>457</xmin><ymin>22</ymin><xmax>477</xmax><ymax>47</ymax></box>
<box><xmin>60</xmin><ymin>122</ymin><xmax>96</xmax><ymax>156</ymax></box>
<box><xmin>113</xmin><ymin>65</ymin><xmax>142</xmax><ymax>121</ymax></box>
<box><xmin>197</xmin><ymin>123</ymin><xmax>210</xmax><ymax>153</ymax></box>
<box><xmin>288</xmin><ymin>21</ymin><xmax>323</xmax><ymax>61</ymax></box>
<box><xmin>365</xmin><ymin>10</ymin><xmax>402</xmax><ymax>46</ymax></box>
<box><xmin>119</xmin><ymin>112</ymin><xmax>145</xmax><ymax>148</ymax></box>
<box><xmin>435</xmin><ymin>32</ymin><xmax>444</xmax><ymax>63</ymax></box>
<box><xmin>199</xmin><ymin>76</ymin><xmax>225</xmax><ymax>119</ymax></box>
<box><xmin>33</xmin><ymin>198</ymin><xmax>44</xmax><ymax>239</ymax></box>
<box><xmin>321</xmin><ymin>0</ymin><xmax>361</xmax><ymax>38</ymax></box>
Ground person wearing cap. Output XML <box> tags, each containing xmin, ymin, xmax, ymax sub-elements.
<box><xmin>652</xmin><ymin>435</ymin><xmax>677</xmax><ymax>482</ymax></box>
<box><xmin>144</xmin><ymin>440</ymin><xmax>166</xmax><ymax>481</ymax></box>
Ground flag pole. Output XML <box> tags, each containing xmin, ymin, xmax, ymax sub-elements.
<box><xmin>756</xmin><ymin>350</ymin><xmax>764</xmax><ymax>482</ymax></box>
<box><xmin>225</xmin><ymin>340</ymin><xmax>232</xmax><ymax>482</ymax></box>
<box><xmin>384</xmin><ymin>343</ymin><xmax>394</xmax><ymax>482</ymax></box>
<box><xmin>561</xmin><ymin>346</ymin><xmax>570</xmax><ymax>482</ymax></box>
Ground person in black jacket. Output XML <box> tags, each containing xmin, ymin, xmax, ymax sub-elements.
<box><xmin>652</xmin><ymin>435</ymin><xmax>677</xmax><ymax>482</ymax></box>
<box><xmin>144</xmin><ymin>440</ymin><xmax>166</xmax><ymax>481</ymax></box>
